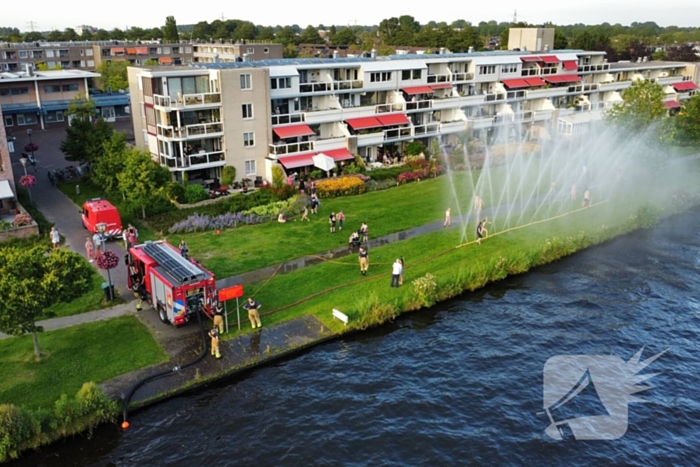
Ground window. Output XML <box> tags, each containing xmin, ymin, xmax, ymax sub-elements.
<box><xmin>0</xmin><ymin>88</ymin><xmax>9</xmax><ymax>96</ymax></box>
<box><xmin>45</xmin><ymin>110</ymin><xmax>64</xmax><ymax>122</ymax></box>
<box><xmin>370</xmin><ymin>72</ymin><xmax>392</xmax><ymax>82</ymax></box>
<box><xmin>4</xmin><ymin>115</ymin><xmax>13</xmax><ymax>127</ymax></box>
<box><xmin>62</xmin><ymin>84</ymin><xmax>79</xmax><ymax>92</ymax></box>
<box><xmin>16</xmin><ymin>113</ymin><xmax>37</xmax><ymax>125</ymax></box>
<box><xmin>85</xmin><ymin>49</ymin><xmax>93</xmax><ymax>56</ymax></box>
<box><xmin>185</xmin><ymin>46</ymin><xmax>192</xmax><ymax>53</ymax></box>
<box><xmin>11</xmin><ymin>87</ymin><xmax>29</xmax><ymax>95</ymax></box>
<box><xmin>19</xmin><ymin>51</ymin><xmax>28</xmax><ymax>58</ymax></box>
<box><xmin>240</xmin><ymin>73</ymin><xmax>251</xmax><ymax>90</ymax></box>
<box><xmin>501</xmin><ymin>64</ymin><xmax>518</xmax><ymax>74</ymax></box>
<box><xmin>264</xmin><ymin>47</ymin><xmax>269</xmax><ymax>54</ymax></box>
<box><xmin>241</xmin><ymin>103</ymin><xmax>253</xmax><ymax>119</ymax></box>
<box><xmin>46</xmin><ymin>50</ymin><xmax>54</xmax><ymax>58</ymax></box>
<box><xmin>243</xmin><ymin>131</ymin><xmax>255</xmax><ymax>147</ymax></box>
<box><xmin>247</xmin><ymin>47</ymin><xmax>254</xmax><ymax>54</ymax></box>
<box><xmin>47</xmin><ymin>62</ymin><xmax>55</xmax><ymax>69</ymax></box>
<box><xmin>401</xmin><ymin>69</ymin><xmax>422</xmax><ymax>80</ymax></box>
<box><xmin>162</xmin><ymin>47</ymin><xmax>170</xmax><ymax>54</ymax></box>
<box><xmin>87</xmin><ymin>60</ymin><xmax>94</xmax><ymax>67</ymax></box>
<box><xmin>245</xmin><ymin>160</ymin><xmax>256</xmax><ymax>175</ymax></box>
<box><xmin>270</xmin><ymin>77</ymin><xmax>291</xmax><ymax>89</ymax></box>
<box><xmin>44</xmin><ymin>85</ymin><xmax>61</xmax><ymax>93</ymax></box>
<box><xmin>478</xmin><ymin>65</ymin><xmax>496</xmax><ymax>75</ymax></box>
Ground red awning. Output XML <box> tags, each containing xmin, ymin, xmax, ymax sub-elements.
<box><xmin>402</xmin><ymin>86</ymin><xmax>434</xmax><ymax>95</ymax></box>
<box><xmin>544</xmin><ymin>74</ymin><xmax>581</xmax><ymax>84</ymax></box>
<box><xmin>346</xmin><ymin>116</ymin><xmax>382</xmax><ymax>130</ymax></box>
<box><xmin>430</xmin><ymin>83</ymin><xmax>453</xmax><ymax>89</ymax></box>
<box><xmin>136</xmin><ymin>47</ymin><xmax>149</xmax><ymax>55</ymax></box>
<box><xmin>502</xmin><ymin>78</ymin><xmax>530</xmax><ymax>89</ymax></box>
<box><xmin>672</xmin><ymin>81</ymin><xmax>698</xmax><ymax>92</ymax></box>
<box><xmin>520</xmin><ymin>56</ymin><xmax>541</xmax><ymax>62</ymax></box>
<box><xmin>524</xmin><ymin>77</ymin><xmax>546</xmax><ymax>87</ymax></box>
<box><xmin>273</xmin><ymin>124</ymin><xmax>316</xmax><ymax>139</ymax></box>
<box><xmin>664</xmin><ymin>100</ymin><xmax>681</xmax><ymax>109</ymax></box>
<box><xmin>321</xmin><ymin>148</ymin><xmax>354</xmax><ymax>162</ymax></box>
<box><xmin>278</xmin><ymin>153</ymin><xmax>316</xmax><ymax>169</ymax></box>
<box><xmin>563</xmin><ymin>61</ymin><xmax>578</xmax><ymax>71</ymax></box>
<box><xmin>111</xmin><ymin>47</ymin><xmax>125</xmax><ymax>54</ymax></box>
<box><xmin>540</xmin><ymin>55</ymin><xmax>560</xmax><ymax>64</ymax></box>
<box><xmin>126</xmin><ymin>48</ymin><xmax>137</xmax><ymax>55</ymax></box>
<box><xmin>158</xmin><ymin>57</ymin><xmax>173</xmax><ymax>64</ymax></box>
<box><xmin>376</xmin><ymin>113</ymin><xmax>410</xmax><ymax>126</ymax></box>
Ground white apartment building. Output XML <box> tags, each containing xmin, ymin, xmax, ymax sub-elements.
<box><xmin>127</xmin><ymin>50</ymin><xmax>699</xmax><ymax>186</ymax></box>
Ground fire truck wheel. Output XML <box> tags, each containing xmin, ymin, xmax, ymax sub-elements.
<box><xmin>157</xmin><ymin>305</ymin><xmax>169</xmax><ymax>325</ymax></box>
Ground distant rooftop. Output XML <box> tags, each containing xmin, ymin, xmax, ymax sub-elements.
<box><xmin>608</xmin><ymin>60</ymin><xmax>689</xmax><ymax>69</ymax></box>
<box><xmin>0</xmin><ymin>69</ymin><xmax>100</xmax><ymax>81</ymax></box>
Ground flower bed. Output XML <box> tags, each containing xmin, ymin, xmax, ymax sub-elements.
<box><xmin>397</xmin><ymin>163</ymin><xmax>445</xmax><ymax>184</ymax></box>
<box><xmin>316</xmin><ymin>176</ymin><xmax>366</xmax><ymax>198</ymax></box>
<box><xmin>169</xmin><ymin>212</ymin><xmax>266</xmax><ymax>234</ymax></box>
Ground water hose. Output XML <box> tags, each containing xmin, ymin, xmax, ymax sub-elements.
<box><xmin>121</xmin><ymin>307</ymin><xmax>208</xmax><ymax>429</ymax></box>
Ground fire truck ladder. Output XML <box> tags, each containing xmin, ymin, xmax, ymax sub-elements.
<box><xmin>142</xmin><ymin>242</ymin><xmax>207</xmax><ymax>283</ymax></box>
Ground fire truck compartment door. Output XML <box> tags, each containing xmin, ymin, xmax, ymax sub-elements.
<box><xmin>150</xmin><ymin>273</ymin><xmax>170</xmax><ymax>321</ymax></box>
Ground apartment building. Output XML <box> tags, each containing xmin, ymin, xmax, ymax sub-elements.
<box><xmin>127</xmin><ymin>50</ymin><xmax>699</xmax><ymax>185</ymax></box>
<box><xmin>0</xmin><ymin>67</ymin><xmax>130</xmax><ymax>129</ymax></box>
<box><xmin>0</xmin><ymin>106</ymin><xmax>16</xmax><ymax>207</ymax></box>
<box><xmin>192</xmin><ymin>42</ymin><xmax>283</xmax><ymax>63</ymax></box>
<box><xmin>0</xmin><ymin>41</ymin><xmax>195</xmax><ymax>73</ymax></box>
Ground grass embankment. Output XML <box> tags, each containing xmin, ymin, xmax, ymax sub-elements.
<box><xmin>0</xmin><ymin>316</ymin><xmax>169</xmax><ymax>411</ymax></box>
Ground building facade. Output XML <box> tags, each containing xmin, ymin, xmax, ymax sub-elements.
<box><xmin>0</xmin><ymin>68</ymin><xmax>130</xmax><ymax>129</ymax></box>
<box><xmin>192</xmin><ymin>42</ymin><xmax>283</xmax><ymax>63</ymax></box>
<box><xmin>127</xmin><ymin>50</ymin><xmax>699</xmax><ymax>186</ymax></box>
<box><xmin>508</xmin><ymin>28</ymin><xmax>555</xmax><ymax>52</ymax></box>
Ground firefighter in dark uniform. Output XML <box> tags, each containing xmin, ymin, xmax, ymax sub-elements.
<box><xmin>133</xmin><ymin>277</ymin><xmax>146</xmax><ymax>311</ymax></box>
<box><xmin>213</xmin><ymin>302</ymin><xmax>225</xmax><ymax>334</ymax></box>
<box><xmin>209</xmin><ymin>327</ymin><xmax>221</xmax><ymax>359</ymax></box>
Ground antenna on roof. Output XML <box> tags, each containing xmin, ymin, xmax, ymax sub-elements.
<box><xmin>512</xmin><ymin>9</ymin><xmax>518</xmax><ymax>24</ymax></box>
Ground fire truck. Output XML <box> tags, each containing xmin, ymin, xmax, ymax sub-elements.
<box><xmin>127</xmin><ymin>240</ymin><xmax>217</xmax><ymax>326</ymax></box>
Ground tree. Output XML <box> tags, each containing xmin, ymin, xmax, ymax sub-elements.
<box><xmin>66</xmin><ymin>93</ymin><xmax>96</xmax><ymax>120</ymax></box>
<box><xmin>554</xmin><ymin>29</ymin><xmax>569</xmax><ymax>49</ymax></box>
<box><xmin>91</xmin><ymin>132</ymin><xmax>129</xmax><ymax>195</ymax></box>
<box><xmin>61</xmin><ymin>97</ymin><xmax>114</xmax><ymax>164</ymax></box>
<box><xmin>331</xmin><ymin>27</ymin><xmax>357</xmax><ymax>46</ymax></box>
<box><xmin>446</xmin><ymin>26</ymin><xmax>484</xmax><ymax>52</ymax></box>
<box><xmin>666</xmin><ymin>44</ymin><xmax>699</xmax><ymax>62</ymax></box>
<box><xmin>163</xmin><ymin>16</ymin><xmax>179</xmax><ymax>43</ymax></box>
<box><xmin>0</xmin><ymin>247</ymin><xmax>92</xmax><ymax>357</ymax></box>
<box><xmin>572</xmin><ymin>30</ymin><xmax>611</xmax><ymax>51</ymax></box>
<box><xmin>63</xmin><ymin>28</ymin><xmax>78</xmax><ymax>41</ymax></box>
<box><xmin>275</xmin><ymin>26</ymin><xmax>297</xmax><ymax>46</ymax></box>
<box><xmin>378</xmin><ymin>17</ymin><xmax>400</xmax><ymax>44</ymax></box>
<box><xmin>23</xmin><ymin>31</ymin><xmax>44</xmax><ymax>42</ymax></box>
<box><xmin>143</xmin><ymin>59</ymin><xmax>159</xmax><ymax>66</ymax></box>
<box><xmin>110</xmin><ymin>28</ymin><xmax>126</xmax><ymax>40</ymax></box>
<box><xmin>298</xmin><ymin>25</ymin><xmax>324</xmax><ymax>44</ymax></box>
<box><xmin>117</xmin><ymin>149</ymin><xmax>171</xmax><ymax>218</ymax></box>
<box><xmin>97</xmin><ymin>60</ymin><xmax>129</xmax><ymax>91</ymax></box>
<box><xmin>605</xmin><ymin>79</ymin><xmax>666</xmax><ymax>132</ymax></box>
<box><xmin>672</xmin><ymin>94</ymin><xmax>700</xmax><ymax>145</ymax></box>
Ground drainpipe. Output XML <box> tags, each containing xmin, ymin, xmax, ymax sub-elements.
<box><xmin>33</xmin><ymin>78</ymin><xmax>44</xmax><ymax>130</ymax></box>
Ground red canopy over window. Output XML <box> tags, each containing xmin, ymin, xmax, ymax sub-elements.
<box><xmin>520</xmin><ymin>56</ymin><xmax>541</xmax><ymax>62</ymax></box>
<box><xmin>540</xmin><ymin>55</ymin><xmax>560</xmax><ymax>64</ymax></box>
<box><xmin>278</xmin><ymin>153</ymin><xmax>316</xmax><ymax>169</ymax></box>
<box><xmin>562</xmin><ymin>61</ymin><xmax>578</xmax><ymax>71</ymax></box>
<box><xmin>402</xmin><ymin>86</ymin><xmax>434</xmax><ymax>95</ymax></box>
<box><xmin>524</xmin><ymin>77</ymin><xmax>546</xmax><ymax>86</ymax></box>
<box><xmin>664</xmin><ymin>100</ymin><xmax>681</xmax><ymax>108</ymax></box>
<box><xmin>544</xmin><ymin>75</ymin><xmax>581</xmax><ymax>84</ymax></box>
<box><xmin>321</xmin><ymin>148</ymin><xmax>354</xmax><ymax>161</ymax></box>
<box><xmin>273</xmin><ymin>124</ymin><xmax>316</xmax><ymax>139</ymax></box>
<box><xmin>430</xmin><ymin>83</ymin><xmax>453</xmax><ymax>89</ymax></box>
<box><xmin>376</xmin><ymin>113</ymin><xmax>410</xmax><ymax>126</ymax></box>
<box><xmin>502</xmin><ymin>79</ymin><xmax>530</xmax><ymax>89</ymax></box>
<box><xmin>346</xmin><ymin>117</ymin><xmax>382</xmax><ymax>130</ymax></box>
<box><xmin>672</xmin><ymin>81</ymin><xmax>698</xmax><ymax>92</ymax></box>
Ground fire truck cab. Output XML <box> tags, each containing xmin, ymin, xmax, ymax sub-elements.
<box><xmin>127</xmin><ymin>240</ymin><xmax>216</xmax><ymax>327</ymax></box>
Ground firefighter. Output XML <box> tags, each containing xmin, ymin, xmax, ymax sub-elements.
<box><xmin>243</xmin><ymin>297</ymin><xmax>262</xmax><ymax>329</ymax></box>
<box><xmin>213</xmin><ymin>302</ymin><xmax>225</xmax><ymax>334</ymax></box>
<box><xmin>208</xmin><ymin>327</ymin><xmax>221</xmax><ymax>359</ymax></box>
<box><xmin>133</xmin><ymin>278</ymin><xmax>146</xmax><ymax>311</ymax></box>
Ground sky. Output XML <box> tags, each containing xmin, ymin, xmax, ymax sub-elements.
<box><xmin>6</xmin><ymin>1</ymin><xmax>700</xmax><ymax>32</ymax></box>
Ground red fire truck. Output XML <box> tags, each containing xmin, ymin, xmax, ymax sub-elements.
<box><xmin>127</xmin><ymin>240</ymin><xmax>217</xmax><ymax>326</ymax></box>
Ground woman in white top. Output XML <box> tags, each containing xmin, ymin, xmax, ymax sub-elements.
<box><xmin>50</xmin><ymin>227</ymin><xmax>60</xmax><ymax>249</ymax></box>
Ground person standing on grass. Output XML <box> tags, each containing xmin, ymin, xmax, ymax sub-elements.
<box><xmin>50</xmin><ymin>227</ymin><xmax>60</xmax><ymax>249</ymax></box>
<box><xmin>337</xmin><ymin>210</ymin><xmax>345</xmax><ymax>230</ymax></box>
<box><xmin>329</xmin><ymin>212</ymin><xmax>337</xmax><ymax>233</ymax></box>
<box><xmin>301</xmin><ymin>206</ymin><xmax>310</xmax><ymax>221</ymax></box>
<box><xmin>209</xmin><ymin>327</ymin><xmax>221</xmax><ymax>359</ymax></box>
<box><xmin>243</xmin><ymin>297</ymin><xmax>262</xmax><ymax>329</ymax></box>
<box><xmin>358</xmin><ymin>246</ymin><xmax>369</xmax><ymax>275</ymax></box>
<box><xmin>582</xmin><ymin>188</ymin><xmax>591</xmax><ymax>208</ymax></box>
<box><xmin>476</xmin><ymin>220</ymin><xmax>485</xmax><ymax>245</ymax></box>
<box><xmin>444</xmin><ymin>207</ymin><xmax>451</xmax><ymax>227</ymax></box>
<box><xmin>360</xmin><ymin>222</ymin><xmax>368</xmax><ymax>243</ymax></box>
<box><xmin>311</xmin><ymin>194</ymin><xmax>319</xmax><ymax>214</ymax></box>
<box><xmin>85</xmin><ymin>237</ymin><xmax>95</xmax><ymax>263</ymax></box>
<box><xmin>391</xmin><ymin>259</ymin><xmax>403</xmax><ymax>287</ymax></box>
<box><xmin>571</xmin><ymin>184</ymin><xmax>577</xmax><ymax>201</ymax></box>
<box><xmin>398</xmin><ymin>257</ymin><xmax>405</xmax><ymax>285</ymax></box>
<box><xmin>213</xmin><ymin>302</ymin><xmax>225</xmax><ymax>334</ymax></box>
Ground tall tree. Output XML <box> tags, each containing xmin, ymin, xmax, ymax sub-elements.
<box><xmin>97</xmin><ymin>60</ymin><xmax>129</xmax><ymax>91</ymax></box>
<box><xmin>66</xmin><ymin>93</ymin><xmax>96</xmax><ymax>120</ymax></box>
<box><xmin>554</xmin><ymin>29</ymin><xmax>569</xmax><ymax>49</ymax></box>
<box><xmin>61</xmin><ymin>97</ymin><xmax>114</xmax><ymax>164</ymax></box>
<box><xmin>605</xmin><ymin>79</ymin><xmax>666</xmax><ymax>132</ymax></box>
<box><xmin>117</xmin><ymin>149</ymin><xmax>171</xmax><ymax>218</ymax></box>
<box><xmin>378</xmin><ymin>17</ymin><xmax>400</xmax><ymax>45</ymax></box>
<box><xmin>91</xmin><ymin>132</ymin><xmax>129</xmax><ymax>196</ymax></box>
<box><xmin>298</xmin><ymin>25</ymin><xmax>324</xmax><ymax>44</ymax></box>
<box><xmin>162</xmin><ymin>16</ymin><xmax>179</xmax><ymax>43</ymax></box>
<box><xmin>63</xmin><ymin>28</ymin><xmax>78</xmax><ymax>41</ymax></box>
<box><xmin>672</xmin><ymin>94</ymin><xmax>700</xmax><ymax>145</ymax></box>
<box><xmin>666</xmin><ymin>44</ymin><xmax>699</xmax><ymax>62</ymax></box>
<box><xmin>331</xmin><ymin>27</ymin><xmax>357</xmax><ymax>46</ymax></box>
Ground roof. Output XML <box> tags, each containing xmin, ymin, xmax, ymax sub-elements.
<box><xmin>0</xmin><ymin>180</ymin><xmax>14</xmax><ymax>200</ymax></box>
<box><xmin>0</xmin><ymin>69</ymin><xmax>100</xmax><ymax>81</ymax></box>
<box><xmin>559</xmin><ymin>111</ymin><xmax>604</xmax><ymax>125</ymax></box>
<box><xmin>608</xmin><ymin>61</ymin><xmax>688</xmax><ymax>70</ymax></box>
<box><xmin>84</xmin><ymin>198</ymin><xmax>119</xmax><ymax>212</ymax></box>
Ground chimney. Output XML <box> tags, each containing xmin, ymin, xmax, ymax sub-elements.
<box><xmin>468</xmin><ymin>46</ymin><xmax>474</xmax><ymax>53</ymax></box>
<box><xmin>242</xmin><ymin>53</ymin><xmax>248</xmax><ymax>62</ymax></box>
<box><xmin>333</xmin><ymin>50</ymin><xmax>339</xmax><ymax>59</ymax></box>
<box><xmin>25</xmin><ymin>64</ymin><xmax>34</xmax><ymax>76</ymax></box>
<box><xmin>214</xmin><ymin>54</ymin><xmax>220</xmax><ymax>64</ymax></box>
<box><xmin>370</xmin><ymin>48</ymin><xmax>377</xmax><ymax>59</ymax></box>
<box><xmin>522</xmin><ymin>46</ymin><xmax>528</xmax><ymax>51</ymax></box>
<box><xmin>439</xmin><ymin>47</ymin><xmax>445</xmax><ymax>55</ymax></box>
<box><xmin>643</xmin><ymin>56</ymin><xmax>649</xmax><ymax>63</ymax></box>
<box><xmin>544</xmin><ymin>44</ymin><xmax>549</xmax><ymax>52</ymax></box>
<box><xmin>637</xmin><ymin>57</ymin><xmax>642</xmax><ymax>63</ymax></box>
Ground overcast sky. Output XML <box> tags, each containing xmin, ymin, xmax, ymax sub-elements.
<box><xmin>7</xmin><ymin>1</ymin><xmax>700</xmax><ymax>32</ymax></box>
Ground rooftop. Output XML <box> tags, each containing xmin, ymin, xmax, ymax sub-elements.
<box><xmin>608</xmin><ymin>60</ymin><xmax>689</xmax><ymax>70</ymax></box>
<box><xmin>0</xmin><ymin>69</ymin><xmax>100</xmax><ymax>81</ymax></box>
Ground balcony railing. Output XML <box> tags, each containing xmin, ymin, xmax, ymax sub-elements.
<box><xmin>376</xmin><ymin>103</ymin><xmax>405</xmax><ymax>113</ymax></box>
<box><xmin>578</xmin><ymin>63</ymin><xmax>610</xmax><ymax>73</ymax></box>
<box><xmin>153</xmin><ymin>93</ymin><xmax>221</xmax><ymax>108</ymax></box>
<box><xmin>567</xmin><ymin>84</ymin><xmax>599</xmax><ymax>93</ymax></box>
<box><xmin>299</xmin><ymin>82</ymin><xmax>332</xmax><ymax>93</ymax></box>
<box><xmin>269</xmin><ymin>141</ymin><xmax>314</xmax><ymax>156</ymax></box>
<box><xmin>427</xmin><ymin>73</ymin><xmax>451</xmax><ymax>84</ymax></box>
<box><xmin>413</xmin><ymin>123</ymin><xmax>440</xmax><ymax>136</ymax></box>
<box><xmin>506</xmin><ymin>90</ymin><xmax>526</xmax><ymax>100</ymax></box>
<box><xmin>333</xmin><ymin>80</ymin><xmax>363</xmax><ymax>91</ymax></box>
<box><xmin>160</xmin><ymin>150</ymin><xmax>225</xmax><ymax>169</ymax></box>
<box><xmin>271</xmin><ymin>113</ymin><xmax>305</xmax><ymax>126</ymax></box>
<box><xmin>485</xmin><ymin>93</ymin><xmax>506</xmax><ymax>102</ymax></box>
<box><xmin>384</xmin><ymin>127</ymin><xmax>412</xmax><ymax>141</ymax></box>
<box><xmin>513</xmin><ymin>111</ymin><xmax>534</xmax><ymax>122</ymax></box>
<box><xmin>451</xmin><ymin>72</ymin><xmax>473</xmax><ymax>81</ymax></box>
<box><xmin>186</xmin><ymin>122</ymin><xmax>223</xmax><ymax>137</ymax></box>
<box><xmin>406</xmin><ymin>100</ymin><xmax>432</xmax><ymax>111</ymax></box>
<box><xmin>521</xmin><ymin>68</ymin><xmax>540</xmax><ymax>77</ymax></box>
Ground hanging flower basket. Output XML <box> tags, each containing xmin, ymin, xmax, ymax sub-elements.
<box><xmin>24</xmin><ymin>143</ymin><xmax>39</xmax><ymax>153</ymax></box>
<box><xmin>95</xmin><ymin>250</ymin><xmax>119</xmax><ymax>270</ymax></box>
<box><xmin>19</xmin><ymin>174</ymin><xmax>36</xmax><ymax>188</ymax></box>
<box><xmin>12</xmin><ymin>212</ymin><xmax>32</xmax><ymax>227</ymax></box>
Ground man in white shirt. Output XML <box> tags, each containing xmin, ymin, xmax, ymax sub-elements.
<box><xmin>391</xmin><ymin>259</ymin><xmax>403</xmax><ymax>288</ymax></box>
<box><xmin>92</xmin><ymin>232</ymin><xmax>103</xmax><ymax>259</ymax></box>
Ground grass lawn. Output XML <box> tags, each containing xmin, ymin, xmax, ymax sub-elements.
<box><xmin>0</xmin><ymin>316</ymin><xmax>168</xmax><ymax>410</ymax></box>
<box><xmin>48</xmin><ymin>273</ymin><xmax>124</xmax><ymax>319</ymax></box>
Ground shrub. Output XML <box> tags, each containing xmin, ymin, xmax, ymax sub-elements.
<box><xmin>354</xmin><ymin>154</ymin><xmax>366</xmax><ymax>170</ymax></box>
<box><xmin>411</xmin><ymin>273</ymin><xmax>438</xmax><ymax>307</ymax></box>
<box><xmin>184</xmin><ymin>184</ymin><xmax>209</xmax><ymax>204</ymax></box>
<box><xmin>405</xmin><ymin>141</ymin><xmax>425</xmax><ymax>156</ymax></box>
<box><xmin>12</xmin><ymin>213</ymin><xmax>32</xmax><ymax>227</ymax></box>
<box><xmin>632</xmin><ymin>203</ymin><xmax>659</xmax><ymax>229</ymax></box>
<box><xmin>221</xmin><ymin>166</ymin><xmax>236</xmax><ymax>187</ymax></box>
<box><xmin>309</xmin><ymin>170</ymin><xmax>323</xmax><ymax>180</ymax></box>
<box><xmin>164</xmin><ymin>181</ymin><xmax>186</xmax><ymax>203</ymax></box>
<box><xmin>316</xmin><ymin>176</ymin><xmax>366</xmax><ymax>198</ymax></box>
<box><xmin>267</xmin><ymin>184</ymin><xmax>297</xmax><ymax>201</ymax></box>
<box><xmin>43</xmin><ymin>249</ymin><xmax>95</xmax><ymax>303</ymax></box>
<box><xmin>350</xmin><ymin>293</ymin><xmax>399</xmax><ymax>330</ymax></box>
<box><xmin>271</xmin><ymin>165</ymin><xmax>286</xmax><ymax>189</ymax></box>
<box><xmin>366</xmin><ymin>166</ymin><xmax>408</xmax><ymax>181</ymax></box>
<box><xmin>168</xmin><ymin>211</ymin><xmax>266</xmax><ymax>234</ymax></box>
<box><xmin>343</xmin><ymin>163</ymin><xmax>362</xmax><ymax>175</ymax></box>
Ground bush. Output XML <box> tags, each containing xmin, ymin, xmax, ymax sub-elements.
<box><xmin>309</xmin><ymin>170</ymin><xmax>323</xmax><ymax>180</ymax></box>
<box><xmin>267</xmin><ymin>184</ymin><xmax>297</xmax><ymax>201</ymax></box>
<box><xmin>43</xmin><ymin>249</ymin><xmax>94</xmax><ymax>304</ymax></box>
<box><xmin>350</xmin><ymin>293</ymin><xmax>399</xmax><ymax>331</ymax></box>
<box><xmin>411</xmin><ymin>273</ymin><xmax>438</xmax><ymax>307</ymax></box>
<box><xmin>343</xmin><ymin>163</ymin><xmax>362</xmax><ymax>175</ymax></box>
<box><xmin>366</xmin><ymin>166</ymin><xmax>408</xmax><ymax>181</ymax></box>
<box><xmin>164</xmin><ymin>182</ymin><xmax>186</xmax><ymax>203</ymax></box>
<box><xmin>405</xmin><ymin>141</ymin><xmax>425</xmax><ymax>156</ymax></box>
<box><xmin>168</xmin><ymin>211</ymin><xmax>266</xmax><ymax>234</ymax></box>
<box><xmin>316</xmin><ymin>176</ymin><xmax>366</xmax><ymax>198</ymax></box>
<box><xmin>221</xmin><ymin>166</ymin><xmax>236</xmax><ymax>187</ymax></box>
<box><xmin>184</xmin><ymin>184</ymin><xmax>209</xmax><ymax>204</ymax></box>
<box><xmin>632</xmin><ymin>203</ymin><xmax>659</xmax><ymax>229</ymax></box>
<box><xmin>271</xmin><ymin>165</ymin><xmax>286</xmax><ymax>189</ymax></box>
<box><xmin>12</xmin><ymin>213</ymin><xmax>32</xmax><ymax>227</ymax></box>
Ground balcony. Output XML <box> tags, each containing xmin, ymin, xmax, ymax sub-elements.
<box><xmin>153</xmin><ymin>93</ymin><xmax>221</xmax><ymax>109</ymax></box>
<box><xmin>160</xmin><ymin>150</ymin><xmax>226</xmax><ymax>170</ymax></box>
<box><xmin>598</xmin><ymin>81</ymin><xmax>632</xmax><ymax>92</ymax></box>
<box><xmin>413</xmin><ymin>122</ymin><xmax>440</xmax><ymax>136</ymax></box>
<box><xmin>440</xmin><ymin>120</ymin><xmax>466</xmax><ymax>134</ymax></box>
<box><xmin>357</xmin><ymin>131</ymin><xmax>385</xmax><ymax>147</ymax></box>
<box><xmin>527</xmin><ymin>87</ymin><xmax>567</xmax><ymax>99</ymax></box>
<box><xmin>299</xmin><ymin>82</ymin><xmax>332</xmax><ymax>94</ymax></box>
<box><xmin>333</xmin><ymin>80</ymin><xmax>363</xmax><ymax>91</ymax></box>
<box><xmin>533</xmin><ymin>110</ymin><xmax>554</xmax><ymax>121</ymax></box>
<box><xmin>493</xmin><ymin>115</ymin><xmax>513</xmax><ymax>125</ymax></box>
<box><xmin>485</xmin><ymin>93</ymin><xmax>506</xmax><ymax>102</ymax></box>
<box><xmin>384</xmin><ymin>127</ymin><xmax>413</xmax><ymax>142</ymax></box>
<box><xmin>427</xmin><ymin>73</ymin><xmax>451</xmax><ymax>84</ymax></box>
<box><xmin>506</xmin><ymin>90</ymin><xmax>526</xmax><ymax>100</ymax></box>
<box><xmin>269</xmin><ymin>141</ymin><xmax>314</xmax><ymax>156</ymax></box>
<box><xmin>567</xmin><ymin>84</ymin><xmax>599</xmax><ymax>94</ymax></box>
<box><xmin>578</xmin><ymin>63</ymin><xmax>610</xmax><ymax>73</ymax></box>
<box><xmin>314</xmin><ymin>136</ymin><xmax>348</xmax><ymax>152</ymax></box>
<box><xmin>376</xmin><ymin>103</ymin><xmax>405</xmax><ymax>114</ymax></box>
<box><xmin>451</xmin><ymin>72</ymin><xmax>473</xmax><ymax>82</ymax></box>
<box><xmin>521</xmin><ymin>68</ymin><xmax>540</xmax><ymax>77</ymax></box>
<box><xmin>157</xmin><ymin>122</ymin><xmax>223</xmax><ymax>140</ymax></box>
<box><xmin>467</xmin><ymin>116</ymin><xmax>495</xmax><ymax>129</ymax></box>
<box><xmin>457</xmin><ymin>94</ymin><xmax>486</xmax><ymax>106</ymax></box>
<box><xmin>513</xmin><ymin>111</ymin><xmax>534</xmax><ymax>122</ymax></box>
<box><xmin>303</xmin><ymin>107</ymin><xmax>343</xmax><ymax>125</ymax></box>
<box><xmin>271</xmin><ymin>113</ymin><xmax>305</xmax><ymax>126</ymax></box>
<box><xmin>406</xmin><ymin>100</ymin><xmax>432</xmax><ymax>112</ymax></box>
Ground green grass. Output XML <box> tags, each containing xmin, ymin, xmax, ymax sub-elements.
<box><xmin>48</xmin><ymin>273</ymin><xmax>124</xmax><ymax>319</ymax></box>
<box><xmin>0</xmin><ymin>316</ymin><xmax>168</xmax><ymax>410</ymax></box>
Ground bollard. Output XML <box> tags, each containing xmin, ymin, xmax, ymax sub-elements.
<box><xmin>76</xmin><ymin>184</ymin><xmax>80</xmax><ymax>195</ymax></box>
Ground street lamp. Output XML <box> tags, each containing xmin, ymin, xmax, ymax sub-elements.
<box><xmin>96</xmin><ymin>222</ymin><xmax>114</xmax><ymax>301</ymax></box>
<box><xmin>26</xmin><ymin>129</ymin><xmax>36</xmax><ymax>171</ymax></box>
<box><xmin>19</xmin><ymin>156</ymin><xmax>32</xmax><ymax>204</ymax></box>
